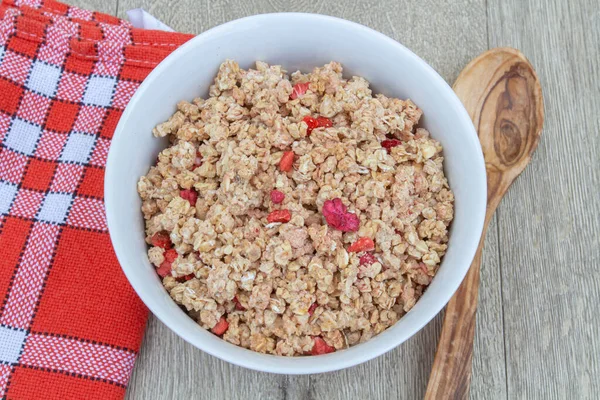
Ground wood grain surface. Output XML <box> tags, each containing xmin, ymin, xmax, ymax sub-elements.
<box><xmin>425</xmin><ymin>48</ymin><xmax>544</xmax><ymax>400</ymax></box>
<box><xmin>75</xmin><ymin>0</ymin><xmax>599</xmax><ymax>398</ymax></box>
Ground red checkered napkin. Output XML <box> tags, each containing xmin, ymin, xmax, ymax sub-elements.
<box><xmin>0</xmin><ymin>0</ymin><xmax>192</xmax><ymax>398</ymax></box>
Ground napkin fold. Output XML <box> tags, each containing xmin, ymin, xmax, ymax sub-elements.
<box><xmin>0</xmin><ymin>0</ymin><xmax>192</xmax><ymax>398</ymax></box>
<box><xmin>126</xmin><ymin>8</ymin><xmax>174</xmax><ymax>31</ymax></box>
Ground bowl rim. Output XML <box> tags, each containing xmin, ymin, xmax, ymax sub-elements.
<box><xmin>105</xmin><ymin>12</ymin><xmax>486</xmax><ymax>374</ymax></box>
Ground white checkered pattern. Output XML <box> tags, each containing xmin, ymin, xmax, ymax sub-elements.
<box><xmin>26</xmin><ymin>60</ymin><xmax>62</xmax><ymax>97</ymax></box>
<box><xmin>0</xmin><ymin>326</ymin><xmax>27</xmax><ymax>364</ymax></box>
<box><xmin>5</xmin><ymin>118</ymin><xmax>42</xmax><ymax>155</ymax></box>
<box><xmin>83</xmin><ymin>75</ymin><xmax>116</xmax><ymax>107</ymax></box>
<box><xmin>59</xmin><ymin>132</ymin><xmax>96</xmax><ymax>164</ymax></box>
<box><xmin>0</xmin><ymin>181</ymin><xmax>18</xmax><ymax>215</ymax></box>
<box><xmin>36</xmin><ymin>192</ymin><xmax>74</xmax><ymax>224</ymax></box>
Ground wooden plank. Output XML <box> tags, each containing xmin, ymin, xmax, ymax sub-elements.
<box><xmin>487</xmin><ymin>0</ymin><xmax>600</xmax><ymax>398</ymax></box>
<box><xmin>125</xmin><ymin>316</ymin><xmax>288</xmax><ymax>400</ymax></box>
<box><xmin>471</xmin><ymin>215</ymin><xmax>506</xmax><ymax>399</ymax></box>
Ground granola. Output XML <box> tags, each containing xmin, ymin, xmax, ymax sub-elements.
<box><xmin>138</xmin><ymin>60</ymin><xmax>454</xmax><ymax>356</ymax></box>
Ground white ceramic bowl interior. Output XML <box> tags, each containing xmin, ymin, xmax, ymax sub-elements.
<box><xmin>106</xmin><ymin>13</ymin><xmax>486</xmax><ymax>374</ymax></box>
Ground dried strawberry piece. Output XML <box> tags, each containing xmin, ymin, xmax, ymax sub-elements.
<box><xmin>156</xmin><ymin>263</ymin><xmax>171</xmax><ymax>278</ymax></box>
<box><xmin>279</xmin><ymin>151</ymin><xmax>295</xmax><ymax>172</ymax></box>
<box><xmin>270</xmin><ymin>190</ymin><xmax>285</xmax><ymax>204</ymax></box>
<box><xmin>322</xmin><ymin>198</ymin><xmax>345</xmax><ymax>225</ymax></box>
<box><xmin>290</xmin><ymin>82</ymin><xmax>310</xmax><ymax>100</ymax></box>
<box><xmin>348</xmin><ymin>237</ymin><xmax>375</xmax><ymax>253</ymax></box>
<box><xmin>359</xmin><ymin>252</ymin><xmax>377</xmax><ymax>265</ymax></box>
<box><xmin>180</xmin><ymin>189</ymin><xmax>198</xmax><ymax>205</ymax></box>
<box><xmin>322</xmin><ymin>198</ymin><xmax>360</xmax><ymax>232</ymax></box>
<box><xmin>267</xmin><ymin>209</ymin><xmax>291</xmax><ymax>223</ymax></box>
<box><xmin>308</xmin><ymin>303</ymin><xmax>318</xmax><ymax>316</ymax></box>
<box><xmin>164</xmin><ymin>249</ymin><xmax>178</xmax><ymax>262</ymax></box>
<box><xmin>316</xmin><ymin>116</ymin><xmax>332</xmax><ymax>128</ymax></box>
<box><xmin>311</xmin><ymin>336</ymin><xmax>335</xmax><ymax>355</ymax></box>
<box><xmin>151</xmin><ymin>231</ymin><xmax>172</xmax><ymax>249</ymax></box>
<box><xmin>339</xmin><ymin>213</ymin><xmax>360</xmax><ymax>232</ymax></box>
<box><xmin>157</xmin><ymin>249</ymin><xmax>178</xmax><ymax>277</ymax></box>
<box><xmin>302</xmin><ymin>116</ymin><xmax>319</xmax><ymax>135</ymax></box>
<box><xmin>381</xmin><ymin>139</ymin><xmax>402</xmax><ymax>152</ymax></box>
<box><xmin>233</xmin><ymin>296</ymin><xmax>246</xmax><ymax>311</ymax></box>
<box><xmin>211</xmin><ymin>316</ymin><xmax>229</xmax><ymax>336</ymax></box>
<box><xmin>339</xmin><ymin>213</ymin><xmax>359</xmax><ymax>232</ymax></box>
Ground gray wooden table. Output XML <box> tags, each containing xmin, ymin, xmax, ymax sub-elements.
<box><xmin>75</xmin><ymin>0</ymin><xmax>599</xmax><ymax>398</ymax></box>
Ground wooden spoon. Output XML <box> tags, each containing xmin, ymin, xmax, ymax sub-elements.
<box><xmin>424</xmin><ymin>48</ymin><xmax>544</xmax><ymax>399</ymax></box>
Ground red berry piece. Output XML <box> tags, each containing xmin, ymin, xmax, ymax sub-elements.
<box><xmin>302</xmin><ymin>116</ymin><xmax>319</xmax><ymax>135</ymax></box>
<box><xmin>233</xmin><ymin>296</ymin><xmax>246</xmax><ymax>311</ymax></box>
<box><xmin>316</xmin><ymin>116</ymin><xmax>332</xmax><ymax>128</ymax></box>
<box><xmin>211</xmin><ymin>316</ymin><xmax>229</xmax><ymax>336</ymax></box>
<box><xmin>322</xmin><ymin>198</ymin><xmax>360</xmax><ymax>232</ymax></box>
<box><xmin>340</xmin><ymin>213</ymin><xmax>360</xmax><ymax>232</ymax></box>
<box><xmin>290</xmin><ymin>82</ymin><xmax>310</xmax><ymax>100</ymax></box>
<box><xmin>359</xmin><ymin>253</ymin><xmax>377</xmax><ymax>266</ymax></box>
<box><xmin>381</xmin><ymin>139</ymin><xmax>402</xmax><ymax>153</ymax></box>
<box><xmin>348</xmin><ymin>237</ymin><xmax>375</xmax><ymax>253</ymax></box>
<box><xmin>157</xmin><ymin>249</ymin><xmax>178</xmax><ymax>277</ymax></box>
<box><xmin>151</xmin><ymin>231</ymin><xmax>172</xmax><ymax>249</ymax></box>
<box><xmin>308</xmin><ymin>303</ymin><xmax>318</xmax><ymax>316</ymax></box>
<box><xmin>270</xmin><ymin>190</ymin><xmax>285</xmax><ymax>204</ymax></box>
<box><xmin>279</xmin><ymin>151</ymin><xmax>295</xmax><ymax>172</ymax></box>
<box><xmin>180</xmin><ymin>189</ymin><xmax>198</xmax><ymax>205</ymax></box>
<box><xmin>267</xmin><ymin>209</ymin><xmax>292</xmax><ymax>223</ymax></box>
<box><xmin>311</xmin><ymin>337</ymin><xmax>335</xmax><ymax>355</ymax></box>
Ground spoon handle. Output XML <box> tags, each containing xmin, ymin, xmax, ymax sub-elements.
<box><xmin>424</xmin><ymin>47</ymin><xmax>543</xmax><ymax>399</ymax></box>
<box><xmin>424</xmin><ymin>229</ymin><xmax>488</xmax><ymax>399</ymax></box>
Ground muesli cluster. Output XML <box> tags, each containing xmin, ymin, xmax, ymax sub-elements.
<box><xmin>137</xmin><ymin>60</ymin><xmax>454</xmax><ymax>356</ymax></box>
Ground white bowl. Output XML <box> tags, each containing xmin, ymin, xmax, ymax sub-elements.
<box><xmin>105</xmin><ymin>13</ymin><xmax>486</xmax><ymax>374</ymax></box>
